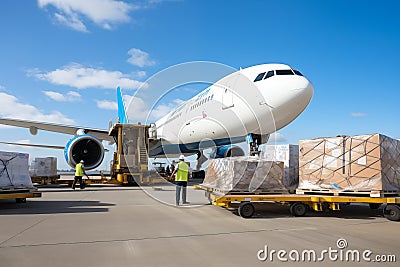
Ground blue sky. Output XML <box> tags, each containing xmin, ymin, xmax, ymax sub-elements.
<box><xmin>0</xmin><ymin>0</ymin><xmax>399</xmax><ymax>170</ymax></box>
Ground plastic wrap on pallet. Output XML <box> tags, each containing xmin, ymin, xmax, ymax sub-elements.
<box><xmin>0</xmin><ymin>151</ymin><xmax>34</xmax><ymax>188</ymax></box>
<box><xmin>30</xmin><ymin>157</ymin><xmax>57</xmax><ymax>177</ymax></box>
<box><xmin>203</xmin><ymin>156</ymin><xmax>291</xmax><ymax>192</ymax></box>
<box><xmin>263</xmin><ymin>144</ymin><xmax>299</xmax><ymax>190</ymax></box>
<box><xmin>298</xmin><ymin>134</ymin><xmax>400</xmax><ymax>192</ymax></box>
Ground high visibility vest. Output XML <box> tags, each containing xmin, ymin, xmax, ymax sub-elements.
<box><xmin>175</xmin><ymin>161</ymin><xmax>189</xmax><ymax>182</ymax></box>
<box><xmin>75</xmin><ymin>163</ymin><xmax>83</xmax><ymax>176</ymax></box>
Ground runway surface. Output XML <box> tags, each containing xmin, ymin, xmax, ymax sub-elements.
<box><xmin>0</xmin><ymin>185</ymin><xmax>398</xmax><ymax>267</ymax></box>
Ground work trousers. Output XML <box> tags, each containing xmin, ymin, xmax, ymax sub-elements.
<box><xmin>72</xmin><ymin>176</ymin><xmax>83</xmax><ymax>189</ymax></box>
<box><xmin>175</xmin><ymin>181</ymin><xmax>187</xmax><ymax>205</ymax></box>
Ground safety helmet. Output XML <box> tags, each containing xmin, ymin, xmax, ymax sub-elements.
<box><xmin>80</xmin><ymin>160</ymin><xmax>84</xmax><ymax>163</ymax></box>
<box><xmin>179</xmin><ymin>155</ymin><xmax>185</xmax><ymax>160</ymax></box>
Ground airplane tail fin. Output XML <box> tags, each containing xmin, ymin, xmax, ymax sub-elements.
<box><xmin>117</xmin><ymin>87</ymin><xmax>128</xmax><ymax>124</ymax></box>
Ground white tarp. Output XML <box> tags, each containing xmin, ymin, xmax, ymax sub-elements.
<box><xmin>263</xmin><ymin>144</ymin><xmax>299</xmax><ymax>190</ymax></box>
<box><xmin>30</xmin><ymin>157</ymin><xmax>57</xmax><ymax>177</ymax></box>
<box><xmin>0</xmin><ymin>151</ymin><xmax>34</xmax><ymax>188</ymax></box>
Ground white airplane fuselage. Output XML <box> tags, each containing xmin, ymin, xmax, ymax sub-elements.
<box><xmin>150</xmin><ymin>63</ymin><xmax>314</xmax><ymax>156</ymax></box>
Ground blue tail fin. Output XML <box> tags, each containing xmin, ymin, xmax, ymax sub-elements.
<box><xmin>117</xmin><ymin>87</ymin><xmax>128</xmax><ymax>124</ymax></box>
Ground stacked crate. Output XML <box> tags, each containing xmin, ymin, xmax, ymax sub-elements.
<box><xmin>298</xmin><ymin>134</ymin><xmax>400</xmax><ymax>195</ymax></box>
<box><xmin>202</xmin><ymin>156</ymin><xmax>291</xmax><ymax>193</ymax></box>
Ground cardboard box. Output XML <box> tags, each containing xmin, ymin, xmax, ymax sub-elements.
<box><xmin>263</xmin><ymin>144</ymin><xmax>299</xmax><ymax>190</ymax></box>
<box><xmin>298</xmin><ymin>134</ymin><xmax>400</xmax><ymax>191</ymax></box>
<box><xmin>202</xmin><ymin>156</ymin><xmax>289</xmax><ymax>192</ymax></box>
<box><xmin>0</xmin><ymin>151</ymin><xmax>33</xmax><ymax>188</ymax></box>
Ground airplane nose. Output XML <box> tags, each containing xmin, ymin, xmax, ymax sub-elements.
<box><xmin>291</xmin><ymin>80</ymin><xmax>314</xmax><ymax>107</ymax></box>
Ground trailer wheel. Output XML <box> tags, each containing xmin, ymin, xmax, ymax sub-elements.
<box><xmin>369</xmin><ymin>203</ymin><xmax>381</xmax><ymax>210</ymax></box>
<box><xmin>383</xmin><ymin>205</ymin><xmax>400</xmax><ymax>221</ymax></box>
<box><xmin>16</xmin><ymin>198</ymin><xmax>26</xmax><ymax>203</ymax></box>
<box><xmin>290</xmin><ymin>202</ymin><xmax>308</xmax><ymax>217</ymax></box>
<box><xmin>238</xmin><ymin>202</ymin><xmax>255</xmax><ymax>218</ymax></box>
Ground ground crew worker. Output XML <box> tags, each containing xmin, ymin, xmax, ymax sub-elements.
<box><xmin>72</xmin><ymin>160</ymin><xmax>89</xmax><ymax>190</ymax></box>
<box><xmin>170</xmin><ymin>155</ymin><xmax>190</xmax><ymax>206</ymax></box>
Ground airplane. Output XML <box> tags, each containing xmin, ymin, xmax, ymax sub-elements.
<box><xmin>0</xmin><ymin>63</ymin><xmax>314</xmax><ymax>170</ymax></box>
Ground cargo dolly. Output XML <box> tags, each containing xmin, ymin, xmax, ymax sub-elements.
<box><xmin>0</xmin><ymin>188</ymin><xmax>42</xmax><ymax>203</ymax></box>
<box><xmin>194</xmin><ymin>184</ymin><xmax>400</xmax><ymax>221</ymax></box>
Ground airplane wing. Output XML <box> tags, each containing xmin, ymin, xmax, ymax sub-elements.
<box><xmin>0</xmin><ymin>118</ymin><xmax>114</xmax><ymax>142</ymax></box>
<box><xmin>0</xmin><ymin>141</ymin><xmax>65</xmax><ymax>149</ymax></box>
<box><xmin>0</xmin><ymin>141</ymin><xmax>110</xmax><ymax>151</ymax></box>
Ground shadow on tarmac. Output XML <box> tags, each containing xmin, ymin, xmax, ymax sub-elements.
<box><xmin>0</xmin><ymin>200</ymin><xmax>115</xmax><ymax>215</ymax></box>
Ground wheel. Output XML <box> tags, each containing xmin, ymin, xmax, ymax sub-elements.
<box><xmin>290</xmin><ymin>202</ymin><xmax>308</xmax><ymax>217</ymax></box>
<box><xmin>238</xmin><ymin>202</ymin><xmax>255</xmax><ymax>218</ymax></box>
<box><xmin>369</xmin><ymin>203</ymin><xmax>381</xmax><ymax>210</ymax></box>
<box><xmin>16</xmin><ymin>198</ymin><xmax>26</xmax><ymax>203</ymax></box>
<box><xmin>383</xmin><ymin>205</ymin><xmax>400</xmax><ymax>221</ymax></box>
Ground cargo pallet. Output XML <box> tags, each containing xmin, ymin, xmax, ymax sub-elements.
<box><xmin>0</xmin><ymin>188</ymin><xmax>42</xmax><ymax>203</ymax></box>
<box><xmin>194</xmin><ymin>184</ymin><xmax>400</xmax><ymax>221</ymax></box>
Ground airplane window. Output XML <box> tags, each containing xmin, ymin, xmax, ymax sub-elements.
<box><xmin>293</xmin><ymin>69</ymin><xmax>303</xmax><ymax>76</ymax></box>
<box><xmin>276</xmin><ymin>69</ymin><xmax>294</xmax><ymax>75</ymax></box>
<box><xmin>254</xmin><ymin>72</ymin><xmax>266</xmax><ymax>82</ymax></box>
<box><xmin>264</xmin><ymin>70</ymin><xmax>274</xmax><ymax>79</ymax></box>
<box><xmin>211</xmin><ymin>94</ymin><xmax>214</xmax><ymax>100</ymax></box>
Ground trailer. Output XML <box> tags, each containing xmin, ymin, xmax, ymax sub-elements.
<box><xmin>0</xmin><ymin>188</ymin><xmax>42</xmax><ymax>203</ymax></box>
<box><xmin>194</xmin><ymin>184</ymin><xmax>400</xmax><ymax>221</ymax></box>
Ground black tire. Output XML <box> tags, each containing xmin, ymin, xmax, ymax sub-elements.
<box><xmin>369</xmin><ymin>203</ymin><xmax>381</xmax><ymax>210</ymax></box>
<box><xmin>238</xmin><ymin>202</ymin><xmax>255</xmax><ymax>218</ymax></box>
<box><xmin>383</xmin><ymin>205</ymin><xmax>400</xmax><ymax>221</ymax></box>
<box><xmin>290</xmin><ymin>202</ymin><xmax>308</xmax><ymax>217</ymax></box>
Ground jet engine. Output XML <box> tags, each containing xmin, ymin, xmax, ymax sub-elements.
<box><xmin>64</xmin><ymin>134</ymin><xmax>105</xmax><ymax>170</ymax></box>
<box><xmin>212</xmin><ymin>145</ymin><xmax>245</xmax><ymax>158</ymax></box>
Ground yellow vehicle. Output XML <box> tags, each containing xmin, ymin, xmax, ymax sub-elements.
<box><xmin>194</xmin><ymin>184</ymin><xmax>400</xmax><ymax>221</ymax></box>
<box><xmin>0</xmin><ymin>188</ymin><xmax>41</xmax><ymax>203</ymax></box>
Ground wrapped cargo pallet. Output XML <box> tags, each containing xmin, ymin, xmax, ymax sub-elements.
<box><xmin>298</xmin><ymin>134</ymin><xmax>400</xmax><ymax>192</ymax></box>
<box><xmin>263</xmin><ymin>144</ymin><xmax>299</xmax><ymax>190</ymax></box>
<box><xmin>0</xmin><ymin>151</ymin><xmax>34</xmax><ymax>189</ymax></box>
<box><xmin>30</xmin><ymin>157</ymin><xmax>57</xmax><ymax>177</ymax></box>
<box><xmin>202</xmin><ymin>156</ymin><xmax>289</xmax><ymax>193</ymax></box>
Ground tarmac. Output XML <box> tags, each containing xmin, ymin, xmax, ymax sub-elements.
<box><xmin>0</xmin><ymin>185</ymin><xmax>398</xmax><ymax>267</ymax></box>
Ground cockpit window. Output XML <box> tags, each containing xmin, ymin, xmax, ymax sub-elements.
<box><xmin>276</xmin><ymin>69</ymin><xmax>294</xmax><ymax>75</ymax></box>
<box><xmin>264</xmin><ymin>70</ymin><xmax>274</xmax><ymax>79</ymax></box>
<box><xmin>293</xmin><ymin>69</ymin><xmax>303</xmax><ymax>76</ymax></box>
<box><xmin>254</xmin><ymin>72</ymin><xmax>266</xmax><ymax>82</ymax></box>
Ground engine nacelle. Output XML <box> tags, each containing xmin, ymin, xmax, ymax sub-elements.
<box><xmin>212</xmin><ymin>145</ymin><xmax>245</xmax><ymax>158</ymax></box>
<box><xmin>64</xmin><ymin>134</ymin><xmax>105</xmax><ymax>170</ymax></box>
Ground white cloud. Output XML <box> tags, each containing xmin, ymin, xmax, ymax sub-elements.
<box><xmin>97</xmin><ymin>94</ymin><xmax>184</xmax><ymax>122</ymax></box>
<box><xmin>351</xmin><ymin>112</ymin><xmax>368</xmax><ymax>117</ymax></box>
<box><xmin>30</xmin><ymin>63</ymin><xmax>147</xmax><ymax>90</ymax></box>
<box><xmin>132</xmin><ymin>70</ymin><xmax>147</xmax><ymax>79</ymax></box>
<box><xmin>54</xmin><ymin>12</ymin><xmax>88</xmax><ymax>32</ymax></box>
<box><xmin>0</xmin><ymin>85</ymin><xmax>5</xmax><ymax>91</ymax></box>
<box><xmin>268</xmin><ymin>132</ymin><xmax>287</xmax><ymax>143</ymax></box>
<box><xmin>38</xmin><ymin>0</ymin><xmax>135</xmax><ymax>31</ymax></box>
<box><xmin>0</xmin><ymin>92</ymin><xmax>74</xmax><ymax>124</ymax></box>
<box><xmin>96</xmin><ymin>100</ymin><xmax>117</xmax><ymax>110</ymax></box>
<box><xmin>43</xmin><ymin>90</ymin><xmax>82</xmax><ymax>102</ymax></box>
<box><xmin>127</xmin><ymin>48</ymin><xmax>155</xmax><ymax>67</ymax></box>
